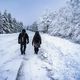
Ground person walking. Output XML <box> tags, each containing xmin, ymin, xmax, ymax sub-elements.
<box><xmin>32</xmin><ymin>31</ymin><xmax>42</xmax><ymax>54</ymax></box>
<box><xmin>18</xmin><ymin>29</ymin><xmax>29</xmax><ymax>55</ymax></box>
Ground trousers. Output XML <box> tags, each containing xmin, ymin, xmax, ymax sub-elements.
<box><xmin>20</xmin><ymin>44</ymin><xmax>26</xmax><ymax>55</ymax></box>
<box><xmin>34</xmin><ymin>47</ymin><xmax>39</xmax><ymax>54</ymax></box>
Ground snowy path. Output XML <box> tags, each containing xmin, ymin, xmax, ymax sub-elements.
<box><xmin>16</xmin><ymin>55</ymin><xmax>49</xmax><ymax>80</ymax></box>
<box><xmin>0</xmin><ymin>31</ymin><xmax>80</xmax><ymax>80</ymax></box>
<box><xmin>15</xmin><ymin>32</ymin><xmax>50</xmax><ymax>80</ymax></box>
<box><xmin>0</xmin><ymin>32</ymin><xmax>50</xmax><ymax>80</ymax></box>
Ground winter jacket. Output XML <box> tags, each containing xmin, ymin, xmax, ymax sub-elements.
<box><xmin>32</xmin><ymin>31</ymin><xmax>41</xmax><ymax>48</ymax></box>
<box><xmin>18</xmin><ymin>32</ymin><xmax>29</xmax><ymax>45</ymax></box>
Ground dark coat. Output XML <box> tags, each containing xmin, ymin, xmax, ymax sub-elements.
<box><xmin>32</xmin><ymin>31</ymin><xmax>41</xmax><ymax>48</ymax></box>
<box><xmin>18</xmin><ymin>32</ymin><xmax>29</xmax><ymax>45</ymax></box>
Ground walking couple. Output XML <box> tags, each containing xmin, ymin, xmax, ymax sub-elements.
<box><xmin>18</xmin><ymin>29</ymin><xmax>42</xmax><ymax>55</ymax></box>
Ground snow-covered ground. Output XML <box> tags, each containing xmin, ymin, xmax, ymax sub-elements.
<box><xmin>0</xmin><ymin>31</ymin><xmax>80</xmax><ymax>80</ymax></box>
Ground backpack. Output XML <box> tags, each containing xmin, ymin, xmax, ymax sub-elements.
<box><xmin>33</xmin><ymin>42</ymin><xmax>40</xmax><ymax>48</ymax></box>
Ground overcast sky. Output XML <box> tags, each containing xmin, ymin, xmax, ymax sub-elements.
<box><xmin>0</xmin><ymin>0</ymin><xmax>68</xmax><ymax>25</ymax></box>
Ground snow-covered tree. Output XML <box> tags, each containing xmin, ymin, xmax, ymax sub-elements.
<box><xmin>2</xmin><ymin>10</ymin><xmax>10</xmax><ymax>33</ymax></box>
<box><xmin>0</xmin><ymin>10</ymin><xmax>24</xmax><ymax>34</ymax></box>
<box><xmin>27</xmin><ymin>21</ymin><xmax>38</xmax><ymax>31</ymax></box>
<box><xmin>0</xmin><ymin>12</ymin><xmax>3</xmax><ymax>33</ymax></box>
<box><xmin>29</xmin><ymin>0</ymin><xmax>80</xmax><ymax>43</ymax></box>
<box><xmin>37</xmin><ymin>11</ymin><xmax>56</xmax><ymax>32</ymax></box>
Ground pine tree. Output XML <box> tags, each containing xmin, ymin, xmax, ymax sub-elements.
<box><xmin>0</xmin><ymin>12</ymin><xmax>3</xmax><ymax>33</ymax></box>
<box><xmin>3</xmin><ymin>10</ymin><xmax>10</xmax><ymax>33</ymax></box>
<box><xmin>0</xmin><ymin>10</ymin><xmax>24</xmax><ymax>34</ymax></box>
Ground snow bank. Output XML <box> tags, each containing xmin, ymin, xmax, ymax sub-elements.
<box><xmin>39</xmin><ymin>33</ymin><xmax>80</xmax><ymax>80</ymax></box>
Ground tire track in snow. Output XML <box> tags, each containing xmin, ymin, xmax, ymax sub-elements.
<box><xmin>16</xmin><ymin>56</ymin><xmax>29</xmax><ymax>80</ymax></box>
<box><xmin>16</xmin><ymin>61</ymin><xmax>24</xmax><ymax>80</ymax></box>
